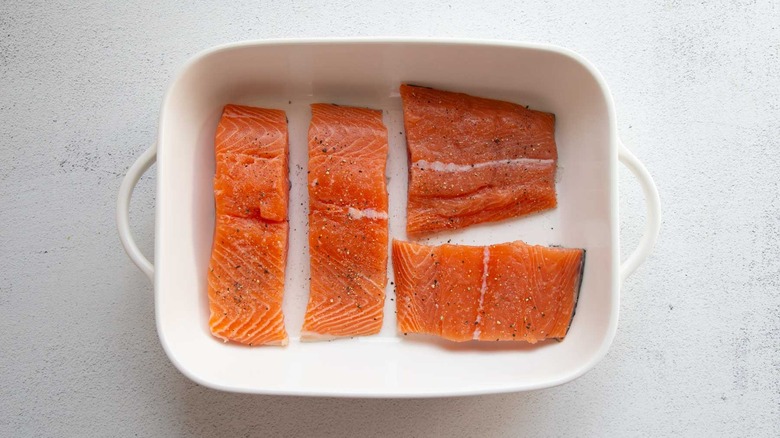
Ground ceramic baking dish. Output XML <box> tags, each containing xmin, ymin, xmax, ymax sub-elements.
<box><xmin>117</xmin><ymin>38</ymin><xmax>660</xmax><ymax>397</ymax></box>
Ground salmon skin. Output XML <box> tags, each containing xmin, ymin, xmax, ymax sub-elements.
<box><xmin>301</xmin><ymin>104</ymin><xmax>390</xmax><ymax>340</ymax></box>
<box><xmin>392</xmin><ymin>239</ymin><xmax>584</xmax><ymax>343</ymax></box>
<box><xmin>207</xmin><ymin>104</ymin><xmax>289</xmax><ymax>346</ymax></box>
<box><xmin>400</xmin><ymin>84</ymin><xmax>558</xmax><ymax>236</ymax></box>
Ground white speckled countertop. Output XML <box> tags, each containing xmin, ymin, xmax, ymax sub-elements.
<box><xmin>1</xmin><ymin>1</ymin><xmax>778</xmax><ymax>436</ymax></box>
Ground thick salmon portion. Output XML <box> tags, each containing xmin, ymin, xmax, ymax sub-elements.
<box><xmin>392</xmin><ymin>239</ymin><xmax>584</xmax><ymax>343</ymax></box>
<box><xmin>400</xmin><ymin>84</ymin><xmax>558</xmax><ymax>236</ymax></box>
<box><xmin>478</xmin><ymin>241</ymin><xmax>583</xmax><ymax>343</ymax></box>
<box><xmin>302</xmin><ymin>104</ymin><xmax>389</xmax><ymax>340</ymax></box>
<box><xmin>392</xmin><ymin>241</ymin><xmax>484</xmax><ymax>341</ymax></box>
<box><xmin>214</xmin><ymin>104</ymin><xmax>289</xmax><ymax>222</ymax></box>
<box><xmin>207</xmin><ymin>104</ymin><xmax>289</xmax><ymax>346</ymax></box>
<box><xmin>208</xmin><ymin>216</ymin><xmax>288</xmax><ymax>345</ymax></box>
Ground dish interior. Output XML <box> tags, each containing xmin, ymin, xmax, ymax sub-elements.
<box><xmin>156</xmin><ymin>41</ymin><xmax>616</xmax><ymax>396</ymax></box>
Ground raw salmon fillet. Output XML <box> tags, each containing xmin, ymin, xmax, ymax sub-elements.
<box><xmin>400</xmin><ymin>84</ymin><xmax>558</xmax><ymax>236</ymax></box>
<box><xmin>302</xmin><ymin>104</ymin><xmax>389</xmax><ymax>340</ymax></box>
<box><xmin>392</xmin><ymin>239</ymin><xmax>584</xmax><ymax>343</ymax></box>
<box><xmin>207</xmin><ymin>104</ymin><xmax>289</xmax><ymax>346</ymax></box>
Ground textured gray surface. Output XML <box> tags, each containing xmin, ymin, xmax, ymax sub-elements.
<box><xmin>1</xmin><ymin>0</ymin><xmax>779</xmax><ymax>436</ymax></box>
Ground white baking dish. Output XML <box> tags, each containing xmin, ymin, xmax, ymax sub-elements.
<box><xmin>117</xmin><ymin>38</ymin><xmax>660</xmax><ymax>397</ymax></box>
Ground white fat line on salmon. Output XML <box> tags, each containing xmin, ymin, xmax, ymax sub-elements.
<box><xmin>473</xmin><ymin>247</ymin><xmax>490</xmax><ymax>340</ymax></box>
<box><xmin>361</xmin><ymin>275</ymin><xmax>384</xmax><ymax>292</ymax></box>
<box><xmin>413</xmin><ymin>158</ymin><xmax>554</xmax><ymax>173</ymax></box>
<box><xmin>347</xmin><ymin>207</ymin><xmax>388</xmax><ymax>220</ymax></box>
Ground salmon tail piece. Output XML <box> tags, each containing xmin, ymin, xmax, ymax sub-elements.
<box><xmin>400</xmin><ymin>84</ymin><xmax>559</xmax><ymax>236</ymax></box>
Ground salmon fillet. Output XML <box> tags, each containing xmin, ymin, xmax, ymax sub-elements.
<box><xmin>400</xmin><ymin>84</ymin><xmax>558</xmax><ymax>236</ymax></box>
<box><xmin>207</xmin><ymin>104</ymin><xmax>289</xmax><ymax>346</ymax></box>
<box><xmin>302</xmin><ymin>104</ymin><xmax>389</xmax><ymax>340</ymax></box>
<box><xmin>392</xmin><ymin>239</ymin><xmax>584</xmax><ymax>343</ymax></box>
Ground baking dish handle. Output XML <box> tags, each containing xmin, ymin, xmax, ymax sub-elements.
<box><xmin>117</xmin><ymin>144</ymin><xmax>157</xmax><ymax>282</ymax></box>
<box><xmin>618</xmin><ymin>142</ymin><xmax>661</xmax><ymax>283</ymax></box>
